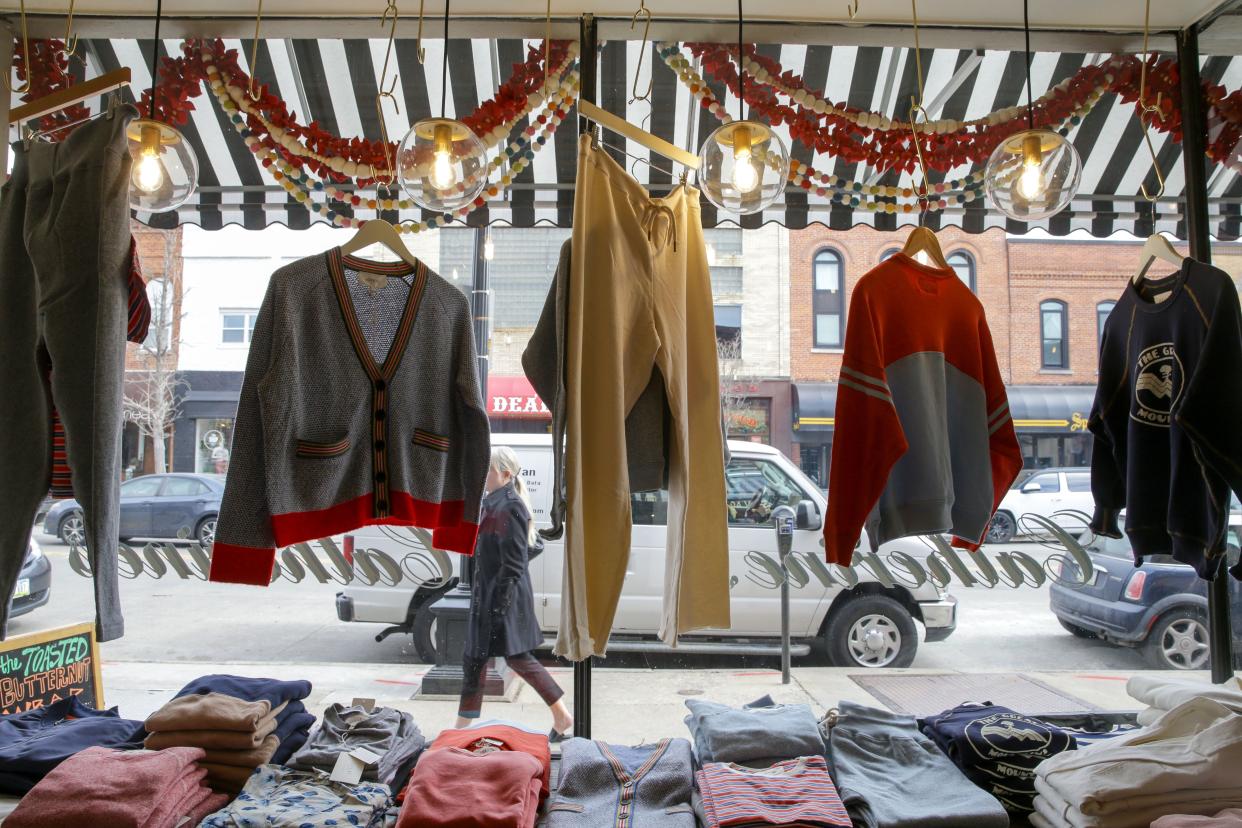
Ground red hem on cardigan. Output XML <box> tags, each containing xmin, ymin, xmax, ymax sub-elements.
<box><xmin>211</xmin><ymin>490</ymin><xmax>480</xmax><ymax>586</ymax></box>
<box><xmin>208</xmin><ymin>542</ymin><xmax>277</xmax><ymax>586</ymax></box>
<box><xmin>269</xmin><ymin>489</ymin><xmax>479</xmax><ymax>555</ymax></box>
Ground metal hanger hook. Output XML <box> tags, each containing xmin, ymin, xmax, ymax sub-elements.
<box><xmin>846</xmin><ymin>0</ymin><xmax>859</xmax><ymax>20</ymax></box>
<box><xmin>908</xmin><ymin>98</ymin><xmax>933</xmax><ymax>221</ymax></box>
<box><xmin>61</xmin><ymin>0</ymin><xmax>80</xmax><ymax>59</ymax></box>
<box><xmin>4</xmin><ymin>0</ymin><xmax>33</xmax><ymax>94</ymax></box>
<box><xmin>629</xmin><ymin>0</ymin><xmax>654</xmax><ymax>104</ymax></box>
<box><xmin>247</xmin><ymin>0</ymin><xmax>264</xmax><ymax>100</ymax></box>
<box><xmin>1136</xmin><ymin>0</ymin><xmax>1164</xmax><ymax>204</ymax></box>
<box><xmin>414</xmin><ymin>0</ymin><xmax>427</xmax><ymax>64</ymax></box>
<box><xmin>374</xmin><ymin>0</ymin><xmax>403</xmax><ymax>188</ymax></box>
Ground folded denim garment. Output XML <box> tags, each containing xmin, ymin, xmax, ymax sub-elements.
<box><xmin>827</xmin><ymin>701</ymin><xmax>1008</xmax><ymax>828</ymax></box>
<box><xmin>5</xmin><ymin>746</ymin><xmax>226</xmax><ymax>828</ymax></box>
<box><xmin>684</xmin><ymin>696</ymin><xmax>825</xmax><ymax>764</ymax></box>
<box><xmin>144</xmin><ymin>692</ymin><xmax>286</xmax><ymax>733</ymax></box>
<box><xmin>0</xmin><ymin>697</ymin><xmax>145</xmax><ymax>795</ymax></box>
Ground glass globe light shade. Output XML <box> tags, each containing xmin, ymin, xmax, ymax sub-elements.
<box><xmin>126</xmin><ymin>119</ymin><xmax>199</xmax><ymax>212</ymax></box>
<box><xmin>397</xmin><ymin>117</ymin><xmax>488</xmax><ymax>212</ymax></box>
<box><xmin>697</xmin><ymin>120</ymin><xmax>789</xmax><ymax>215</ymax></box>
<box><xmin>983</xmin><ymin>128</ymin><xmax>1082</xmax><ymax>221</ymax></box>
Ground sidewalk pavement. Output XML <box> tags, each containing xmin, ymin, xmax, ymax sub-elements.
<box><xmin>102</xmin><ymin>660</ymin><xmax>1188</xmax><ymax>742</ymax></box>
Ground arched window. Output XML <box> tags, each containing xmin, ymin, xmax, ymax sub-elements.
<box><xmin>1096</xmin><ymin>300</ymin><xmax>1116</xmax><ymax>345</ymax></box>
<box><xmin>946</xmin><ymin>250</ymin><xmax>976</xmax><ymax>292</ymax></box>
<box><xmin>1040</xmin><ymin>300</ymin><xmax>1068</xmax><ymax>369</ymax></box>
<box><xmin>879</xmin><ymin>248</ymin><xmax>901</xmax><ymax>262</ymax></box>
<box><xmin>812</xmin><ymin>249</ymin><xmax>844</xmax><ymax>348</ymax></box>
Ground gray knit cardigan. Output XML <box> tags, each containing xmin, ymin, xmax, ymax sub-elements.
<box><xmin>209</xmin><ymin>247</ymin><xmax>491</xmax><ymax>585</ymax></box>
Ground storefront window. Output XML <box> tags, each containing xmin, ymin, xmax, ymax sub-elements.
<box><xmin>812</xmin><ymin>248</ymin><xmax>844</xmax><ymax>348</ymax></box>
<box><xmin>1097</xmin><ymin>300</ymin><xmax>1116</xmax><ymax>346</ymax></box>
<box><xmin>194</xmin><ymin>417</ymin><xmax>235</xmax><ymax>474</ymax></box>
<box><xmin>220</xmin><ymin>310</ymin><xmax>258</xmax><ymax>344</ymax></box>
<box><xmin>1041</xmin><ymin>299</ymin><xmax>1068</xmax><ymax>368</ymax></box>
<box><xmin>947</xmin><ymin>250</ymin><xmax>976</xmax><ymax>292</ymax></box>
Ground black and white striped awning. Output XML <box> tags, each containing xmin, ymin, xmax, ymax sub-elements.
<box><xmin>65</xmin><ymin>37</ymin><xmax>1242</xmax><ymax>237</ymax></box>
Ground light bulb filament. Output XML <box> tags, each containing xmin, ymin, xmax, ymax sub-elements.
<box><xmin>730</xmin><ymin>125</ymin><xmax>760</xmax><ymax>194</ymax></box>
<box><xmin>430</xmin><ymin>123</ymin><xmax>459</xmax><ymax>191</ymax></box>
<box><xmin>1018</xmin><ymin>133</ymin><xmax>1046</xmax><ymax>201</ymax></box>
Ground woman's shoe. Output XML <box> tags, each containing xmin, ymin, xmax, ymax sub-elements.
<box><xmin>548</xmin><ymin>727</ymin><xmax>572</xmax><ymax>743</ymax></box>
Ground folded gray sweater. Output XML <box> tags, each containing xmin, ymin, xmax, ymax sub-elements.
<box><xmin>286</xmin><ymin>704</ymin><xmax>424</xmax><ymax>791</ymax></box>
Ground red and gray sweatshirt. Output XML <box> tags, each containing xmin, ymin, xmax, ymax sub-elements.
<box><xmin>824</xmin><ymin>253</ymin><xmax>1022</xmax><ymax>565</ymax></box>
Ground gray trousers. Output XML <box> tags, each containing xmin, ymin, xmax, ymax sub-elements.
<box><xmin>0</xmin><ymin>108</ymin><xmax>136</xmax><ymax>641</ymax></box>
<box><xmin>828</xmin><ymin>701</ymin><xmax>1010</xmax><ymax>828</ymax></box>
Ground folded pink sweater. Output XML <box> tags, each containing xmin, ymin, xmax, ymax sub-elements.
<box><xmin>6</xmin><ymin>746</ymin><xmax>227</xmax><ymax>828</ymax></box>
<box><xmin>399</xmin><ymin>747</ymin><xmax>543</xmax><ymax>828</ymax></box>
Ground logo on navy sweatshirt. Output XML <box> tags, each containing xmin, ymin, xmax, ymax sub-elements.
<box><xmin>1132</xmin><ymin>342</ymin><xmax>1184</xmax><ymax>427</ymax></box>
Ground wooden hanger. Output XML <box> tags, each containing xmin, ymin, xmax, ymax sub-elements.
<box><xmin>1134</xmin><ymin>233</ymin><xmax>1183</xmax><ymax>283</ymax></box>
<box><xmin>900</xmin><ymin>226</ymin><xmax>951</xmax><ymax>270</ymax></box>
<box><xmin>9</xmin><ymin>66</ymin><xmax>131</xmax><ymax>126</ymax></box>
<box><xmin>340</xmin><ymin>220</ymin><xmax>419</xmax><ymax>269</ymax></box>
<box><xmin>579</xmin><ymin>99</ymin><xmax>700</xmax><ymax>173</ymax></box>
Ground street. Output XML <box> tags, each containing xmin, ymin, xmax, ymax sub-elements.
<box><xmin>20</xmin><ymin>532</ymin><xmax>1148</xmax><ymax>671</ymax></box>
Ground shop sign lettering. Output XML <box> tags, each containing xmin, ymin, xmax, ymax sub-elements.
<box><xmin>489</xmin><ymin>394</ymin><xmax>550</xmax><ymax>415</ymax></box>
<box><xmin>0</xmin><ymin>623</ymin><xmax>102</xmax><ymax>715</ymax></box>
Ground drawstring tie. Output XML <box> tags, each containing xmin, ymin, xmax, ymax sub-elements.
<box><xmin>641</xmin><ymin>202</ymin><xmax>678</xmax><ymax>252</ymax></box>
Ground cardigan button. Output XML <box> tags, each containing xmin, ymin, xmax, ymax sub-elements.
<box><xmin>375</xmin><ymin>439</ymin><xmax>385</xmax><ymax>451</ymax></box>
<box><xmin>377</xmin><ymin>499</ymin><xmax>388</xmax><ymax>511</ymax></box>
<box><xmin>375</xmin><ymin>472</ymin><xmax>386</xmax><ymax>484</ymax></box>
<box><xmin>374</xmin><ymin>379</ymin><xmax>387</xmax><ymax>391</ymax></box>
<box><xmin>375</xmin><ymin>409</ymin><xmax>387</xmax><ymax>421</ymax></box>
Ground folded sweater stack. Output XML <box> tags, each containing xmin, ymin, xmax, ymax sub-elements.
<box><xmin>5</xmin><ymin>746</ymin><xmax>227</xmax><ymax>827</ymax></box>
<box><xmin>1030</xmin><ymin>698</ymin><xmax>1242</xmax><ymax>828</ymax></box>
<box><xmin>0</xmin><ymin>697</ymin><xmax>144</xmax><ymax>795</ymax></box>
<box><xmin>143</xmin><ymin>674</ymin><xmax>315</xmax><ymax>794</ymax></box>
<box><xmin>1127</xmin><ymin>674</ymin><xmax>1242</xmax><ymax>726</ymax></box>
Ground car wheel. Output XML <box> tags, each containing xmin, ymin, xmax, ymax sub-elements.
<box><xmin>1143</xmin><ymin>610</ymin><xmax>1210</xmax><ymax>670</ymax></box>
<box><xmin>195</xmin><ymin>516</ymin><xmax>217</xmax><ymax>547</ymax></box>
<box><xmin>1058</xmin><ymin>618</ymin><xmax>1098</xmax><ymax>639</ymax></box>
<box><xmin>986</xmin><ymin>511</ymin><xmax>1017</xmax><ymax>544</ymax></box>
<box><xmin>58</xmin><ymin>511</ymin><xmax>86</xmax><ymax>547</ymax></box>
<box><xmin>824</xmin><ymin>595</ymin><xmax>918</xmax><ymax>668</ymax></box>
<box><xmin>411</xmin><ymin>604</ymin><xmax>438</xmax><ymax>664</ymax></box>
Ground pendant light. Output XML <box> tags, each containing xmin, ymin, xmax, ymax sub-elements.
<box><xmin>397</xmin><ymin>0</ymin><xmax>486</xmax><ymax>212</ymax></box>
<box><xmin>126</xmin><ymin>0</ymin><xmax>199</xmax><ymax>212</ymax></box>
<box><xmin>697</xmin><ymin>0</ymin><xmax>789</xmax><ymax>215</ymax></box>
<box><xmin>983</xmin><ymin>0</ymin><xmax>1081</xmax><ymax>221</ymax></box>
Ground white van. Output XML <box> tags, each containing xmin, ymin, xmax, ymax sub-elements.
<box><xmin>335</xmin><ymin>435</ymin><xmax>957</xmax><ymax>668</ymax></box>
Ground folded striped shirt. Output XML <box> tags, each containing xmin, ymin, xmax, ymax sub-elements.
<box><xmin>697</xmin><ymin>755</ymin><xmax>851</xmax><ymax>828</ymax></box>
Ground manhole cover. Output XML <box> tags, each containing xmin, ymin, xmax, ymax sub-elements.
<box><xmin>677</xmin><ymin>688</ymin><xmax>704</xmax><ymax>696</ymax></box>
<box><xmin>850</xmin><ymin>673</ymin><xmax>1098</xmax><ymax>717</ymax></box>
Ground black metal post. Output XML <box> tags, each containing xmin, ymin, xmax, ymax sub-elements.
<box><xmin>571</xmin><ymin>12</ymin><xmax>597</xmax><ymax>741</ymax></box>
<box><xmin>421</xmin><ymin>226</ymin><xmax>510</xmax><ymax>699</ymax></box>
<box><xmin>1177</xmin><ymin>23</ymin><xmax>1234</xmax><ymax>683</ymax></box>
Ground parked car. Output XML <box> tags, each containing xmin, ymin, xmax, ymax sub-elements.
<box><xmin>43</xmin><ymin>473</ymin><xmax>225</xmax><ymax>547</ymax></box>
<box><xmin>987</xmin><ymin>467</ymin><xmax>1093</xmax><ymax>543</ymax></box>
<box><xmin>10</xmin><ymin>539</ymin><xmax>51</xmax><ymax>619</ymax></box>
<box><xmin>336</xmin><ymin>436</ymin><xmax>958</xmax><ymax>669</ymax></box>
<box><xmin>1049</xmin><ymin>522</ymin><xmax>1242</xmax><ymax>670</ymax></box>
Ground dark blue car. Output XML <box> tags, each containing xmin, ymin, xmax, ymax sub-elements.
<box><xmin>43</xmin><ymin>473</ymin><xmax>225</xmax><ymax>547</ymax></box>
<box><xmin>1050</xmin><ymin>526</ymin><xmax>1242</xmax><ymax>670</ymax></box>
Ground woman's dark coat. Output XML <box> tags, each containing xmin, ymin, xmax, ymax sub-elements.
<box><xmin>463</xmin><ymin>482</ymin><xmax>544</xmax><ymax>659</ymax></box>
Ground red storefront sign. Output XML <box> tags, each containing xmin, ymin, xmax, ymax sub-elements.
<box><xmin>487</xmin><ymin>376</ymin><xmax>551</xmax><ymax>419</ymax></box>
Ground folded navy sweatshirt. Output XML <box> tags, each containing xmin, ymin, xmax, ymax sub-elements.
<box><xmin>173</xmin><ymin>674</ymin><xmax>312</xmax><ymax>709</ymax></box>
<box><xmin>1089</xmin><ymin>257</ymin><xmax>1242</xmax><ymax>580</ymax></box>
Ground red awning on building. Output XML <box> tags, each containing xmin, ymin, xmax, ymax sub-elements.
<box><xmin>487</xmin><ymin>376</ymin><xmax>551</xmax><ymax>420</ymax></box>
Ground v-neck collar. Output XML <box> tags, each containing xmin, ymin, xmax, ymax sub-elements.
<box><xmin>327</xmin><ymin>246</ymin><xmax>428</xmax><ymax>381</ymax></box>
<box><xmin>596</xmin><ymin>739</ymin><xmax>671</xmax><ymax>785</ymax></box>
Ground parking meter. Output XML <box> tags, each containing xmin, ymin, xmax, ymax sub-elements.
<box><xmin>772</xmin><ymin>505</ymin><xmax>796</xmax><ymax>684</ymax></box>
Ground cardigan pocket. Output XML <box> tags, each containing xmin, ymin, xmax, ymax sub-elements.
<box><xmin>295</xmin><ymin>437</ymin><xmax>351</xmax><ymax>458</ymax></box>
<box><xmin>412</xmin><ymin>428</ymin><xmax>451</xmax><ymax>453</ymax></box>
<box><xmin>546</xmin><ymin>803</ymin><xmax>584</xmax><ymax>813</ymax></box>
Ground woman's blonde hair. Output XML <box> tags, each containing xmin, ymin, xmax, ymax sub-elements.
<box><xmin>491</xmin><ymin>446</ymin><xmax>538</xmax><ymax>545</ymax></box>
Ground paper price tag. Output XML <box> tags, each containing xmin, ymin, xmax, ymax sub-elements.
<box><xmin>350</xmin><ymin>747</ymin><xmax>384</xmax><ymax>765</ymax></box>
<box><xmin>350</xmin><ymin>697</ymin><xmax>376</xmax><ymax>712</ymax></box>
<box><xmin>329</xmin><ymin>751</ymin><xmax>366</xmax><ymax>785</ymax></box>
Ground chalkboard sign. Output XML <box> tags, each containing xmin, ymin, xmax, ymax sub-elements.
<box><xmin>0</xmin><ymin>622</ymin><xmax>103</xmax><ymax>716</ymax></box>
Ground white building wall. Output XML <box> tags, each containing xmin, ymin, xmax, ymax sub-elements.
<box><xmin>740</xmin><ymin>223</ymin><xmax>790</xmax><ymax>378</ymax></box>
<box><xmin>179</xmin><ymin>224</ymin><xmax>442</xmax><ymax>372</ymax></box>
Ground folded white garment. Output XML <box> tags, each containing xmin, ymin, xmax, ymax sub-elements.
<box><xmin>1036</xmin><ymin>776</ymin><xmax>1242</xmax><ymax>828</ymax></box>
<box><xmin>1126</xmin><ymin>674</ymin><xmax>1242</xmax><ymax>715</ymax></box>
<box><xmin>1034</xmin><ymin>791</ymin><xmax>1072</xmax><ymax>828</ymax></box>
<box><xmin>1138</xmin><ymin>706</ymin><xmax>1164</xmax><ymax>727</ymax></box>
<box><xmin>1029</xmin><ymin>801</ymin><xmax>1061</xmax><ymax>828</ymax></box>
<box><xmin>1032</xmin><ymin>699</ymin><xmax>1242</xmax><ymax>819</ymax></box>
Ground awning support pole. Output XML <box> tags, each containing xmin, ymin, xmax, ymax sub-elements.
<box><xmin>1177</xmin><ymin>22</ymin><xmax>1234</xmax><ymax>684</ymax></box>
<box><xmin>572</xmin><ymin>12</ymin><xmax>597</xmax><ymax>740</ymax></box>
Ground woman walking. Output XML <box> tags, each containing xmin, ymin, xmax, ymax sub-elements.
<box><xmin>457</xmin><ymin>447</ymin><xmax>573</xmax><ymax>740</ymax></box>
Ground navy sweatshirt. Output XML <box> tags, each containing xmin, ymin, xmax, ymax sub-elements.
<box><xmin>1089</xmin><ymin>258</ymin><xmax>1242</xmax><ymax>580</ymax></box>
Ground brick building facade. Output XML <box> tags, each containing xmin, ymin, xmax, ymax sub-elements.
<box><xmin>787</xmin><ymin>225</ymin><xmax>1242</xmax><ymax>486</ymax></box>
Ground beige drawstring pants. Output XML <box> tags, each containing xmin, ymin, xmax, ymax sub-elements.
<box><xmin>555</xmin><ymin>133</ymin><xmax>730</xmax><ymax>660</ymax></box>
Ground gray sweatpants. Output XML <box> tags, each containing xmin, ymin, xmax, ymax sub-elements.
<box><xmin>0</xmin><ymin>107</ymin><xmax>136</xmax><ymax>641</ymax></box>
<box><xmin>827</xmin><ymin>701</ymin><xmax>1010</xmax><ymax>828</ymax></box>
